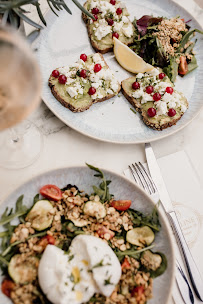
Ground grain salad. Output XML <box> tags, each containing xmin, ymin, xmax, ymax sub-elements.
<box><xmin>0</xmin><ymin>165</ymin><xmax>167</xmax><ymax>304</ymax></box>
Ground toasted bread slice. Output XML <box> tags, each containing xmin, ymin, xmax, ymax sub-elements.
<box><xmin>82</xmin><ymin>0</ymin><xmax>135</xmax><ymax>54</ymax></box>
<box><xmin>121</xmin><ymin>69</ymin><xmax>188</xmax><ymax>130</ymax></box>
<box><xmin>49</xmin><ymin>53</ymin><xmax>121</xmax><ymax>112</ymax></box>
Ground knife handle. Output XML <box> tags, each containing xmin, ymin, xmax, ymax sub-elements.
<box><xmin>168</xmin><ymin>210</ymin><xmax>203</xmax><ymax>301</ymax></box>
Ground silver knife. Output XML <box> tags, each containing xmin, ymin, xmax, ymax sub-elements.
<box><xmin>176</xmin><ymin>260</ymin><xmax>194</xmax><ymax>304</ymax></box>
<box><xmin>145</xmin><ymin>142</ymin><xmax>203</xmax><ymax>301</ymax></box>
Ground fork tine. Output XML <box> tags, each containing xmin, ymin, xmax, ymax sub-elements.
<box><xmin>138</xmin><ymin>162</ymin><xmax>157</xmax><ymax>193</ymax></box>
<box><xmin>128</xmin><ymin>165</ymin><xmax>139</xmax><ymax>184</ymax></box>
<box><xmin>133</xmin><ymin>163</ymin><xmax>152</xmax><ymax>195</ymax></box>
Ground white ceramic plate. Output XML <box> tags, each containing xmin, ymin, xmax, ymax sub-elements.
<box><xmin>0</xmin><ymin>166</ymin><xmax>174</xmax><ymax>303</ymax></box>
<box><xmin>37</xmin><ymin>0</ymin><xmax>203</xmax><ymax>144</ymax></box>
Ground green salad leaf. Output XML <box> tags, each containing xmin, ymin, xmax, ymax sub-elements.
<box><xmin>128</xmin><ymin>204</ymin><xmax>161</xmax><ymax>232</ymax></box>
<box><xmin>0</xmin><ymin>195</ymin><xmax>28</xmax><ymax>226</ymax></box>
<box><xmin>177</xmin><ymin>29</ymin><xmax>203</xmax><ymax>52</ymax></box>
<box><xmin>86</xmin><ymin>164</ymin><xmax>113</xmax><ymax>203</ymax></box>
<box><xmin>114</xmin><ymin>244</ymin><xmax>155</xmax><ymax>261</ymax></box>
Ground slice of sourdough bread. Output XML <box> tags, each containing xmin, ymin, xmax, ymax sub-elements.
<box><xmin>49</xmin><ymin>53</ymin><xmax>121</xmax><ymax>112</ymax></box>
<box><xmin>121</xmin><ymin>68</ymin><xmax>188</xmax><ymax>130</ymax></box>
<box><xmin>82</xmin><ymin>0</ymin><xmax>135</xmax><ymax>54</ymax></box>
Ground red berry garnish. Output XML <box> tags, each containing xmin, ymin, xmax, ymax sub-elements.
<box><xmin>92</xmin><ymin>7</ymin><xmax>99</xmax><ymax>14</ymax></box>
<box><xmin>88</xmin><ymin>87</ymin><xmax>96</xmax><ymax>95</ymax></box>
<box><xmin>58</xmin><ymin>74</ymin><xmax>67</xmax><ymax>84</ymax></box>
<box><xmin>80</xmin><ymin>54</ymin><xmax>87</xmax><ymax>62</ymax></box>
<box><xmin>153</xmin><ymin>92</ymin><xmax>162</xmax><ymax>101</ymax></box>
<box><xmin>168</xmin><ymin>108</ymin><xmax>176</xmax><ymax>117</ymax></box>
<box><xmin>112</xmin><ymin>32</ymin><xmax>119</xmax><ymax>39</ymax></box>
<box><xmin>107</xmin><ymin>18</ymin><xmax>114</xmax><ymax>26</ymax></box>
<box><xmin>159</xmin><ymin>73</ymin><xmax>165</xmax><ymax>79</ymax></box>
<box><xmin>93</xmin><ymin>14</ymin><xmax>98</xmax><ymax>21</ymax></box>
<box><xmin>132</xmin><ymin>82</ymin><xmax>140</xmax><ymax>90</ymax></box>
<box><xmin>165</xmin><ymin>87</ymin><xmax>173</xmax><ymax>94</ymax></box>
<box><xmin>52</xmin><ymin>70</ymin><xmax>59</xmax><ymax>78</ymax></box>
<box><xmin>147</xmin><ymin>108</ymin><xmax>156</xmax><ymax>117</ymax></box>
<box><xmin>94</xmin><ymin>63</ymin><xmax>102</xmax><ymax>73</ymax></box>
<box><xmin>146</xmin><ymin>85</ymin><xmax>154</xmax><ymax>94</ymax></box>
<box><xmin>80</xmin><ymin>69</ymin><xmax>87</xmax><ymax>78</ymax></box>
<box><xmin>116</xmin><ymin>8</ymin><xmax>122</xmax><ymax>15</ymax></box>
<box><xmin>110</xmin><ymin>0</ymin><xmax>116</xmax><ymax>4</ymax></box>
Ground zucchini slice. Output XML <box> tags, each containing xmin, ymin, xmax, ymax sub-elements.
<box><xmin>141</xmin><ymin>250</ymin><xmax>167</xmax><ymax>278</ymax></box>
<box><xmin>8</xmin><ymin>254</ymin><xmax>39</xmax><ymax>284</ymax></box>
<box><xmin>126</xmin><ymin>226</ymin><xmax>155</xmax><ymax>247</ymax></box>
<box><xmin>83</xmin><ymin>201</ymin><xmax>106</xmax><ymax>219</ymax></box>
<box><xmin>26</xmin><ymin>200</ymin><xmax>54</xmax><ymax>231</ymax></box>
<box><xmin>71</xmin><ymin>218</ymin><xmax>89</xmax><ymax>227</ymax></box>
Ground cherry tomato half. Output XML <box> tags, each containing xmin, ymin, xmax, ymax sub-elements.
<box><xmin>111</xmin><ymin>200</ymin><xmax>131</xmax><ymax>211</ymax></box>
<box><xmin>1</xmin><ymin>279</ymin><xmax>15</xmax><ymax>298</ymax></box>
<box><xmin>178</xmin><ymin>56</ymin><xmax>188</xmax><ymax>75</ymax></box>
<box><xmin>121</xmin><ymin>257</ymin><xmax>131</xmax><ymax>270</ymax></box>
<box><xmin>38</xmin><ymin>235</ymin><xmax>55</xmax><ymax>250</ymax></box>
<box><xmin>40</xmin><ymin>184</ymin><xmax>62</xmax><ymax>201</ymax></box>
<box><xmin>131</xmin><ymin>285</ymin><xmax>145</xmax><ymax>297</ymax></box>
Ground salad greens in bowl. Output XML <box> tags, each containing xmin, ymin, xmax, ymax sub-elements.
<box><xmin>0</xmin><ymin>165</ymin><xmax>174</xmax><ymax>304</ymax></box>
<box><xmin>132</xmin><ymin>15</ymin><xmax>203</xmax><ymax>82</ymax></box>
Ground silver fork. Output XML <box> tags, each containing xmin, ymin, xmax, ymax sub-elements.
<box><xmin>129</xmin><ymin>162</ymin><xmax>194</xmax><ymax>304</ymax></box>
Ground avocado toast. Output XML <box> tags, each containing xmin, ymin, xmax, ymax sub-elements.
<box><xmin>121</xmin><ymin>68</ymin><xmax>188</xmax><ymax>130</ymax></box>
<box><xmin>82</xmin><ymin>0</ymin><xmax>135</xmax><ymax>53</ymax></box>
<box><xmin>49</xmin><ymin>53</ymin><xmax>121</xmax><ymax>112</ymax></box>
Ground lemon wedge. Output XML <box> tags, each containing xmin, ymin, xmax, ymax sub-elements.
<box><xmin>113</xmin><ymin>37</ymin><xmax>154</xmax><ymax>73</ymax></box>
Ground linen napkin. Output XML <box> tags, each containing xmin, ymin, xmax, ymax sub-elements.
<box><xmin>124</xmin><ymin>150</ymin><xmax>203</xmax><ymax>304</ymax></box>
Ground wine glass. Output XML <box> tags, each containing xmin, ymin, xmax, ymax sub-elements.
<box><xmin>0</xmin><ymin>25</ymin><xmax>42</xmax><ymax>169</ymax></box>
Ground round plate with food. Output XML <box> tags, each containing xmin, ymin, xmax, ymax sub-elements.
<box><xmin>37</xmin><ymin>0</ymin><xmax>203</xmax><ymax>143</ymax></box>
<box><xmin>0</xmin><ymin>165</ymin><xmax>175</xmax><ymax>304</ymax></box>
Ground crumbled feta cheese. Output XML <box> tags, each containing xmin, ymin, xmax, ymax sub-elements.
<box><xmin>92</xmin><ymin>0</ymin><xmax>116</xmax><ymax>16</ymax></box>
<box><xmin>67</xmin><ymin>86</ymin><xmax>77</xmax><ymax>98</ymax></box>
<box><xmin>122</xmin><ymin>24</ymin><xmax>134</xmax><ymax>38</ymax></box>
<box><xmin>111</xmin><ymin>80</ymin><xmax>119</xmax><ymax>92</ymax></box>
<box><xmin>89</xmin><ymin>73</ymin><xmax>100</xmax><ymax>82</ymax></box>
<box><xmin>91</xmin><ymin>80</ymin><xmax>103</xmax><ymax>88</ymax></box>
<box><xmin>141</xmin><ymin>92</ymin><xmax>154</xmax><ymax>104</ymax></box>
<box><xmin>154</xmin><ymin>82</ymin><xmax>170</xmax><ymax>93</ymax></box>
<box><xmin>113</xmin><ymin>21</ymin><xmax>123</xmax><ymax>32</ymax></box>
<box><xmin>58</xmin><ymin>66</ymin><xmax>69</xmax><ymax>75</ymax></box>
<box><xmin>132</xmin><ymin>88</ymin><xmax>144</xmax><ymax>98</ymax></box>
<box><xmin>148</xmin><ymin>68</ymin><xmax>160</xmax><ymax>76</ymax></box>
<box><xmin>94</xmin><ymin>19</ymin><xmax>111</xmax><ymax>40</ymax></box>
<box><xmin>155</xmin><ymin>100</ymin><xmax>168</xmax><ymax>115</ymax></box>
<box><xmin>136</xmin><ymin>73</ymin><xmax>144</xmax><ymax>79</ymax></box>
<box><xmin>93</xmin><ymin>53</ymin><xmax>102</xmax><ymax>63</ymax></box>
<box><xmin>122</xmin><ymin>16</ymin><xmax>129</xmax><ymax>23</ymax></box>
<box><xmin>66</xmin><ymin>78</ymin><xmax>75</xmax><ymax>85</ymax></box>
<box><xmin>107</xmin><ymin>88</ymin><xmax>113</xmax><ymax>94</ymax></box>
<box><xmin>180</xmin><ymin>104</ymin><xmax>187</xmax><ymax>113</ymax></box>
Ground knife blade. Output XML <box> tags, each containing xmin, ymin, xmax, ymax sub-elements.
<box><xmin>145</xmin><ymin>142</ymin><xmax>203</xmax><ymax>301</ymax></box>
<box><xmin>176</xmin><ymin>260</ymin><xmax>194</xmax><ymax>304</ymax></box>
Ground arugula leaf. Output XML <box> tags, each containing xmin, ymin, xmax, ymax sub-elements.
<box><xmin>128</xmin><ymin>204</ymin><xmax>160</xmax><ymax>232</ymax></box>
<box><xmin>114</xmin><ymin>244</ymin><xmax>155</xmax><ymax>261</ymax></box>
<box><xmin>0</xmin><ymin>195</ymin><xmax>28</xmax><ymax>226</ymax></box>
<box><xmin>1</xmin><ymin>230</ymin><xmax>47</xmax><ymax>258</ymax></box>
<box><xmin>177</xmin><ymin>29</ymin><xmax>203</xmax><ymax>53</ymax></box>
<box><xmin>86</xmin><ymin>164</ymin><xmax>113</xmax><ymax>203</ymax></box>
<box><xmin>163</xmin><ymin>57</ymin><xmax>179</xmax><ymax>83</ymax></box>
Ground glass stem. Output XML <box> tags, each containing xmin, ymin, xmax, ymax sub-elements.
<box><xmin>9</xmin><ymin>127</ymin><xmax>20</xmax><ymax>143</ymax></box>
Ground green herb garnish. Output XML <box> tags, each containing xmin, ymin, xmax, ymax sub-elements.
<box><xmin>86</xmin><ymin>164</ymin><xmax>113</xmax><ymax>203</ymax></box>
